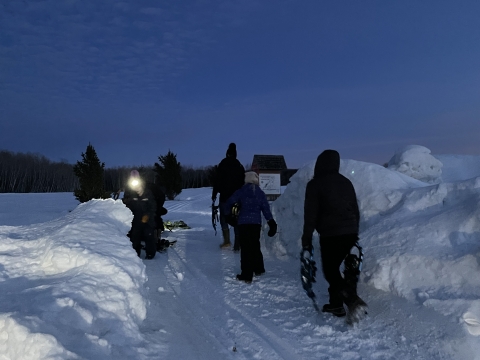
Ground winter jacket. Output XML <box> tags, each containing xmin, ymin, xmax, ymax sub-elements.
<box><xmin>212</xmin><ymin>157</ymin><xmax>245</xmax><ymax>202</ymax></box>
<box><xmin>301</xmin><ymin>150</ymin><xmax>360</xmax><ymax>249</ymax></box>
<box><xmin>123</xmin><ymin>188</ymin><xmax>157</xmax><ymax>228</ymax></box>
<box><xmin>146</xmin><ymin>182</ymin><xmax>167</xmax><ymax>229</ymax></box>
<box><xmin>226</xmin><ymin>183</ymin><xmax>273</xmax><ymax>225</ymax></box>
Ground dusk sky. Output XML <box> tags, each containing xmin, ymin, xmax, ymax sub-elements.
<box><xmin>1</xmin><ymin>0</ymin><xmax>479</xmax><ymax>169</ymax></box>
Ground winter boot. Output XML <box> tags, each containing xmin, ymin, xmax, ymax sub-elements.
<box><xmin>220</xmin><ymin>229</ymin><xmax>231</xmax><ymax>249</ymax></box>
<box><xmin>236</xmin><ymin>273</ymin><xmax>252</xmax><ymax>283</ymax></box>
<box><xmin>233</xmin><ymin>237</ymin><xmax>240</xmax><ymax>252</ymax></box>
<box><xmin>322</xmin><ymin>303</ymin><xmax>346</xmax><ymax>317</ymax></box>
<box><xmin>145</xmin><ymin>252</ymin><xmax>155</xmax><ymax>260</ymax></box>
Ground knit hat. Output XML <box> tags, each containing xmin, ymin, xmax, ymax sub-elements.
<box><xmin>226</xmin><ymin>143</ymin><xmax>237</xmax><ymax>158</ymax></box>
<box><xmin>244</xmin><ymin>171</ymin><xmax>259</xmax><ymax>185</ymax></box>
<box><xmin>130</xmin><ymin>169</ymin><xmax>140</xmax><ymax>178</ymax></box>
<box><xmin>129</xmin><ymin>169</ymin><xmax>142</xmax><ymax>189</ymax></box>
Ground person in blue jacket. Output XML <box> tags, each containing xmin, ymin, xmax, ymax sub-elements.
<box><xmin>226</xmin><ymin>171</ymin><xmax>277</xmax><ymax>283</ymax></box>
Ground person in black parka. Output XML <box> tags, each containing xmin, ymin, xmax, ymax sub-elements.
<box><xmin>212</xmin><ymin>143</ymin><xmax>245</xmax><ymax>250</ymax></box>
<box><xmin>145</xmin><ymin>181</ymin><xmax>167</xmax><ymax>240</ymax></box>
<box><xmin>301</xmin><ymin>150</ymin><xmax>366</xmax><ymax>317</ymax></box>
<box><xmin>123</xmin><ymin>170</ymin><xmax>157</xmax><ymax>260</ymax></box>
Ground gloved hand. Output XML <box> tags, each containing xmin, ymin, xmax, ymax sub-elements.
<box><xmin>267</xmin><ymin>219</ymin><xmax>277</xmax><ymax>237</ymax></box>
<box><xmin>141</xmin><ymin>215</ymin><xmax>149</xmax><ymax>223</ymax></box>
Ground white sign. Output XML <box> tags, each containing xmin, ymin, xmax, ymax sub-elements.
<box><xmin>259</xmin><ymin>173</ymin><xmax>281</xmax><ymax>195</ymax></box>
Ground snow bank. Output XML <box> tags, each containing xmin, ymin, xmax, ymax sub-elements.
<box><xmin>266</xmin><ymin>158</ymin><xmax>427</xmax><ymax>257</ymax></box>
<box><xmin>387</xmin><ymin>145</ymin><xmax>443</xmax><ymax>184</ymax></box>
<box><xmin>362</xmin><ymin>176</ymin><xmax>480</xmax><ymax>328</ymax></box>
<box><xmin>0</xmin><ymin>199</ymin><xmax>150</xmax><ymax>359</ymax></box>
<box><xmin>267</xmin><ymin>148</ymin><xmax>480</xmax><ymax>341</ymax></box>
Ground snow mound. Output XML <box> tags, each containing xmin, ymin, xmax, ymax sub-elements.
<box><xmin>0</xmin><ymin>199</ymin><xmax>150</xmax><ymax>359</ymax></box>
<box><xmin>362</xmin><ymin>176</ymin><xmax>480</xmax><ymax>334</ymax></box>
<box><xmin>387</xmin><ymin>145</ymin><xmax>443</xmax><ymax>184</ymax></box>
<box><xmin>266</xmin><ymin>158</ymin><xmax>427</xmax><ymax>257</ymax></box>
<box><xmin>267</xmin><ymin>152</ymin><xmax>480</xmax><ymax>340</ymax></box>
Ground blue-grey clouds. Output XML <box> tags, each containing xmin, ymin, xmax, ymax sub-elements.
<box><xmin>0</xmin><ymin>0</ymin><xmax>262</xmax><ymax>102</ymax></box>
<box><xmin>1</xmin><ymin>0</ymin><xmax>479</xmax><ymax>168</ymax></box>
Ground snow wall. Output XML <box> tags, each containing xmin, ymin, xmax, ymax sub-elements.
<box><xmin>0</xmin><ymin>199</ymin><xmax>149</xmax><ymax>359</ymax></box>
<box><xmin>263</xmin><ymin>146</ymin><xmax>480</xmax><ymax>338</ymax></box>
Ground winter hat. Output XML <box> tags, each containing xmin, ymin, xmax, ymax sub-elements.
<box><xmin>129</xmin><ymin>169</ymin><xmax>142</xmax><ymax>189</ymax></box>
<box><xmin>130</xmin><ymin>169</ymin><xmax>140</xmax><ymax>178</ymax></box>
<box><xmin>226</xmin><ymin>143</ymin><xmax>237</xmax><ymax>158</ymax></box>
<box><xmin>244</xmin><ymin>171</ymin><xmax>259</xmax><ymax>185</ymax></box>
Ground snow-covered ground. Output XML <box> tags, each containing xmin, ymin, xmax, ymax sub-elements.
<box><xmin>1</xmin><ymin>145</ymin><xmax>480</xmax><ymax>359</ymax></box>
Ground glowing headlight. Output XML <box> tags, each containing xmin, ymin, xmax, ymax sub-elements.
<box><xmin>129</xmin><ymin>179</ymin><xmax>140</xmax><ymax>188</ymax></box>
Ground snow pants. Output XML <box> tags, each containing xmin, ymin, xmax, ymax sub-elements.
<box><xmin>238</xmin><ymin>224</ymin><xmax>265</xmax><ymax>280</ymax></box>
<box><xmin>130</xmin><ymin>223</ymin><xmax>156</xmax><ymax>258</ymax></box>
<box><xmin>320</xmin><ymin>234</ymin><xmax>359</xmax><ymax>307</ymax></box>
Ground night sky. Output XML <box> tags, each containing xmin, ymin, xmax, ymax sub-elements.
<box><xmin>1</xmin><ymin>0</ymin><xmax>479</xmax><ymax>169</ymax></box>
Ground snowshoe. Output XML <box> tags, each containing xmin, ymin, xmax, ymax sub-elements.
<box><xmin>300</xmin><ymin>249</ymin><xmax>317</xmax><ymax>298</ymax></box>
<box><xmin>342</xmin><ymin>242</ymin><xmax>367</xmax><ymax>324</ymax></box>
<box><xmin>346</xmin><ymin>297</ymin><xmax>368</xmax><ymax>325</ymax></box>
<box><xmin>236</xmin><ymin>274</ymin><xmax>252</xmax><ymax>283</ymax></box>
<box><xmin>300</xmin><ymin>249</ymin><xmax>320</xmax><ymax>311</ymax></box>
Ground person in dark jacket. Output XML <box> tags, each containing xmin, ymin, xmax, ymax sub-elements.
<box><xmin>301</xmin><ymin>150</ymin><xmax>366</xmax><ymax>318</ymax></box>
<box><xmin>212</xmin><ymin>143</ymin><xmax>245</xmax><ymax>250</ymax></box>
<box><xmin>123</xmin><ymin>170</ymin><xmax>157</xmax><ymax>260</ymax></box>
<box><xmin>145</xmin><ymin>182</ymin><xmax>167</xmax><ymax>240</ymax></box>
<box><xmin>226</xmin><ymin>171</ymin><xmax>277</xmax><ymax>283</ymax></box>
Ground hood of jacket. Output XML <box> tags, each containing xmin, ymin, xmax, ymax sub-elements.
<box><xmin>313</xmin><ymin>150</ymin><xmax>340</xmax><ymax>177</ymax></box>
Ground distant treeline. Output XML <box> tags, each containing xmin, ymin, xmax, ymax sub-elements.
<box><xmin>0</xmin><ymin>150</ymin><xmax>217</xmax><ymax>193</ymax></box>
<box><xmin>0</xmin><ymin>151</ymin><xmax>78</xmax><ymax>193</ymax></box>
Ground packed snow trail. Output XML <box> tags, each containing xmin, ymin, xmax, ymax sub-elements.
<box><xmin>1</xmin><ymin>165</ymin><xmax>479</xmax><ymax>359</ymax></box>
<box><xmin>138</xmin><ymin>188</ymin><xmax>470</xmax><ymax>359</ymax></box>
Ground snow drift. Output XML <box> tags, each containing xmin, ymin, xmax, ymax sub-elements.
<box><xmin>387</xmin><ymin>145</ymin><xmax>443</xmax><ymax>184</ymax></box>
<box><xmin>0</xmin><ymin>199</ymin><xmax>149</xmax><ymax>359</ymax></box>
<box><xmin>268</xmin><ymin>146</ymin><xmax>480</xmax><ymax>343</ymax></box>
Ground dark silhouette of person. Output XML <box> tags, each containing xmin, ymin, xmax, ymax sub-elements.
<box><xmin>301</xmin><ymin>150</ymin><xmax>367</xmax><ymax>319</ymax></box>
<box><xmin>212</xmin><ymin>143</ymin><xmax>245</xmax><ymax>250</ymax></box>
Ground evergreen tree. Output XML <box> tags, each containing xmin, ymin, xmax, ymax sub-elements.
<box><xmin>73</xmin><ymin>143</ymin><xmax>110</xmax><ymax>202</ymax></box>
<box><xmin>154</xmin><ymin>150</ymin><xmax>182</xmax><ymax>200</ymax></box>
